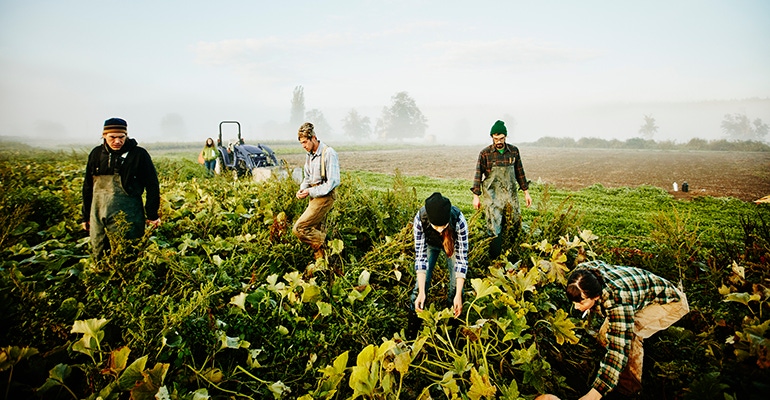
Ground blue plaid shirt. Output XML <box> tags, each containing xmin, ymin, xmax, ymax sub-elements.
<box><xmin>413</xmin><ymin>208</ymin><xmax>469</xmax><ymax>278</ymax></box>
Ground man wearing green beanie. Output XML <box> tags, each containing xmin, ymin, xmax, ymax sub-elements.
<box><xmin>470</xmin><ymin>119</ymin><xmax>532</xmax><ymax>260</ymax></box>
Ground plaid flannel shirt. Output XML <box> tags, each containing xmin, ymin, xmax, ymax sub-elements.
<box><xmin>470</xmin><ymin>143</ymin><xmax>528</xmax><ymax>195</ymax></box>
<box><xmin>413</xmin><ymin>208</ymin><xmax>469</xmax><ymax>278</ymax></box>
<box><xmin>578</xmin><ymin>260</ymin><xmax>684</xmax><ymax>395</ymax></box>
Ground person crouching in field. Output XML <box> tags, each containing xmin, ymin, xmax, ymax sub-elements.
<box><xmin>81</xmin><ymin>117</ymin><xmax>161</xmax><ymax>260</ymax></box>
<box><xmin>407</xmin><ymin>192</ymin><xmax>469</xmax><ymax>338</ymax></box>
<box><xmin>293</xmin><ymin>122</ymin><xmax>340</xmax><ymax>260</ymax></box>
<box><xmin>566</xmin><ymin>260</ymin><xmax>689</xmax><ymax>399</ymax></box>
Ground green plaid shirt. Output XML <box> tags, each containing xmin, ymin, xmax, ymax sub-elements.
<box><xmin>578</xmin><ymin>260</ymin><xmax>684</xmax><ymax>395</ymax></box>
<box><xmin>470</xmin><ymin>143</ymin><xmax>529</xmax><ymax>195</ymax></box>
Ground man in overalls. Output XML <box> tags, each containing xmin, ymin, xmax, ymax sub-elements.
<box><xmin>81</xmin><ymin>118</ymin><xmax>161</xmax><ymax>260</ymax></box>
<box><xmin>471</xmin><ymin>120</ymin><xmax>532</xmax><ymax>259</ymax></box>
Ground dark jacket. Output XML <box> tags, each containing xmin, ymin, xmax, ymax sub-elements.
<box><xmin>418</xmin><ymin>205</ymin><xmax>462</xmax><ymax>248</ymax></box>
<box><xmin>81</xmin><ymin>138</ymin><xmax>160</xmax><ymax>222</ymax></box>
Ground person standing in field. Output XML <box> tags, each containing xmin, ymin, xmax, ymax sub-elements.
<box><xmin>293</xmin><ymin>122</ymin><xmax>340</xmax><ymax>260</ymax></box>
<box><xmin>471</xmin><ymin>119</ymin><xmax>532</xmax><ymax>259</ymax></box>
<box><xmin>408</xmin><ymin>192</ymin><xmax>469</xmax><ymax>335</ymax></box>
<box><xmin>200</xmin><ymin>137</ymin><xmax>218</xmax><ymax>176</ymax></box>
<box><xmin>566</xmin><ymin>260</ymin><xmax>689</xmax><ymax>399</ymax></box>
<box><xmin>81</xmin><ymin>117</ymin><xmax>161</xmax><ymax>260</ymax></box>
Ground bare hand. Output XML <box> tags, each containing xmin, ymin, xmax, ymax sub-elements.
<box><xmin>535</xmin><ymin>395</ymin><xmax>561</xmax><ymax>400</ymax></box>
<box><xmin>523</xmin><ymin>190</ymin><xmax>533</xmax><ymax>208</ymax></box>
<box><xmin>147</xmin><ymin>218</ymin><xmax>161</xmax><ymax>228</ymax></box>
<box><xmin>472</xmin><ymin>194</ymin><xmax>481</xmax><ymax>210</ymax></box>
<box><xmin>81</xmin><ymin>222</ymin><xmax>89</xmax><ymax>231</ymax></box>
<box><xmin>453</xmin><ymin>295</ymin><xmax>463</xmax><ymax>317</ymax></box>
<box><xmin>414</xmin><ymin>292</ymin><xmax>426</xmax><ymax>312</ymax></box>
<box><xmin>296</xmin><ymin>189</ymin><xmax>309</xmax><ymax>199</ymax></box>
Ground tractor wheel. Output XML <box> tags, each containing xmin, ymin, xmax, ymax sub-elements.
<box><xmin>235</xmin><ymin>159</ymin><xmax>251</xmax><ymax>179</ymax></box>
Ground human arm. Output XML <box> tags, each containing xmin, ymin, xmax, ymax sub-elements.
<box><xmin>413</xmin><ymin>211</ymin><xmax>429</xmax><ymax>311</ymax></box>
<box><xmin>453</xmin><ymin>277</ymin><xmax>466</xmax><ymax>317</ymax></box>
<box><xmin>140</xmin><ymin>150</ymin><xmax>161</xmax><ymax>221</ymax></box>
<box><xmin>590</xmin><ymin>304</ymin><xmax>635</xmax><ymax>395</ymax></box>
<box><xmin>81</xmin><ymin>148</ymin><xmax>96</xmax><ymax>227</ymax></box>
<box><xmin>414</xmin><ymin>271</ymin><xmax>427</xmax><ymax>312</ymax></box>
<box><xmin>470</xmin><ymin>150</ymin><xmax>486</xmax><ymax>197</ymax></box>
<box><xmin>512</xmin><ymin>146</ymin><xmax>530</xmax><ymax>194</ymax></box>
<box><xmin>453</xmin><ymin>212</ymin><xmax>469</xmax><ymax>317</ymax></box>
<box><xmin>472</xmin><ymin>194</ymin><xmax>481</xmax><ymax>210</ymax></box>
<box><xmin>578</xmin><ymin>388</ymin><xmax>602</xmax><ymax>400</ymax></box>
<box><xmin>523</xmin><ymin>189</ymin><xmax>532</xmax><ymax>208</ymax></box>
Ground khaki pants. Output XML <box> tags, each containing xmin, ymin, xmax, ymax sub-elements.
<box><xmin>600</xmin><ymin>289</ymin><xmax>689</xmax><ymax>394</ymax></box>
<box><xmin>293</xmin><ymin>191</ymin><xmax>336</xmax><ymax>250</ymax></box>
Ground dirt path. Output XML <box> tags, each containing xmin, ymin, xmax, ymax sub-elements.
<box><xmin>283</xmin><ymin>146</ymin><xmax>770</xmax><ymax>202</ymax></box>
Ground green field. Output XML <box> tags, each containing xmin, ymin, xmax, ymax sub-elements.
<box><xmin>1</xmin><ymin>144</ymin><xmax>768</xmax><ymax>399</ymax></box>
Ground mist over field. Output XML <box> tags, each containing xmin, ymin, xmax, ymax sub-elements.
<box><xmin>1</xmin><ymin>1</ymin><xmax>768</xmax><ymax>147</ymax></box>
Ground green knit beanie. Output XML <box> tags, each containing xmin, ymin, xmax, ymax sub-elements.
<box><xmin>490</xmin><ymin>120</ymin><xmax>507</xmax><ymax>136</ymax></box>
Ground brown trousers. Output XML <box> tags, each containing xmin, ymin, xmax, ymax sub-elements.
<box><xmin>600</xmin><ymin>289</ymin><xmax>689</xmax><ymax>395</ymax></box>
<box><xmin>293</xmin><ymin>191</ymin><xmax>336</xmax><ymax>250</ymax></box>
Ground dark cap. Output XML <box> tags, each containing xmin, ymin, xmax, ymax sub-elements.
<box><xmin>425</xmin><ymin>192</ymin><xmax>451</xmax><ymax>226</ymax></box>
<box><xmin>103</xmin><ymin>117</ymin><xmax>128</xmax><ymax>135</ymax></box>
<box><xmin>490</xmin><ymin>120</ymin><xmax>507</xmax><ymax>136</ymax></box>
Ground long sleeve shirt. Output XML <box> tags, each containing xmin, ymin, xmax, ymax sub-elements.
<box><xmin>413</xmin><ymin>207</ymin><xmax>469</xmax><ymax>278</ymax></box>
<box><xmin>300</xmin><ymin>141</ymin><xmax>340</xmax><ymax>198</ymax></box>
<box><xmin>470</xmin><ymin>143</ymin><xmax>528</xmax><ymax>195</ymax></box>
<box><xmin>82</xmin><ymin>139</ymin><xmax>160</xmax><ymax>222</ymax></box>
<box><xmin>578</xmin><ymin>260</ymin><xmax>685</xmax><ymax>395</ymax></box>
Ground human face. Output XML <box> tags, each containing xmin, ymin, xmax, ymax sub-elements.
<box><xmin>104</xmin><ymin>133</ymin><xmax>127</xmax><ymax>151</ymax></box>
<box><xmin>299</xmin><ymin>136</ymin><xmax>318</xmax><ymax>153</ymax></box>
<box><xmin>573</xmin><ymin>294</ymin><xmax>599</xmax><ymax>313</ymax></box>
<box><xmin>491</xmin><ymin>133</ymin><xmax>506</xmax><ymax>150</ymax></box>
<box><xmin>430</xmin><ymin>223</ymin><xmax>449</xmax><ymax>233</ymax></box>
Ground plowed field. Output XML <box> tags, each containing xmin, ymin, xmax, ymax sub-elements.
<box><xmin>284</xmin><ymin>146</ymin><xmax>770</xmax><ymax>203</ymax></box>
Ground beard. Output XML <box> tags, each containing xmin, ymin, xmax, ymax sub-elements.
<box><xmin>494</xmin><ymin>142</ymin><xmax>505</xmax><ymax>150</ymax></box>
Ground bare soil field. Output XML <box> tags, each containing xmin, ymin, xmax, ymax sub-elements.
<box><xmin>283</xmin><ymin>146</ymin><xmax>770</xmax><ymax>203</ymax></box>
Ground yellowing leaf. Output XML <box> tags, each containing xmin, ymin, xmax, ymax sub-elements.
<box><xmin>471</xmin><ymin>278</ymin><xmax>502</xmax><ymax>300</ymax></box>
<box><xmin>467</xmin><ymin>367</ymin><xmax>497</xmax><ymax>400</ymax></box>
<box><xmin>548</xmin><ymin>309</ymin><xmax>580</xmax><ymax>345</ymax></box>
<box><xmin>229</xmin><ymin>292</ymin><xmax>248</xmax><ymax>311</ymax></box>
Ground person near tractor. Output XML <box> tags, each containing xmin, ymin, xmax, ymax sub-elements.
<box><xmin>81</xmin><ymin>117</ymin><xmax>161</xmax><ymax>260</ymax></box>
<box><xmin>293</xmin><ymin>122</ymin><xmax>340</xmax><ymax>260</ymax></box>
<box><xmin>566</xmin><ymin>260</ymin><xmax>689</xmax><ymax>399</ymax></box>
<box><xmin>471</xmin><ymin>119</ymin><xmax>532</xmax><ymax>260</ymax></box>
<box><xmin>406</xmin><ymin>192</ymin><xmax>469</xmax><ymax>338</ymax></box>
<box><xmin>200</xmin><ymin>137</ymin><xmax>218</xmax><ymax>176</ymax></box>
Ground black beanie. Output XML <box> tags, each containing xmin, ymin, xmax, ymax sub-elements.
<box><xmin>425</xmin><ymin>192</ymin><xmax>451</xmax><ymax>226</ymax></box>
<box><xmin>104</xmin><ymin>118</ymin><xmax>128</xmax><ymax>135</ymax></box>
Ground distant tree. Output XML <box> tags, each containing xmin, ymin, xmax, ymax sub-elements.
<box><xmin>721</xmin><ymin>113</ymin><xmax>768</xmax><ymax>141</ymax></box>
<box><xmin>341</xmin><ymin>109</ymin><xmax>371</xmax><ymax>140</ymax></box>
<box><xmin>290</xmin><ymin>85</ymin><xmax>305</xmax><ymax>127</ymax></box>
<box><xmin>638</xmin><ymin>114</ymin><xmax>658</xmax><ymax>140</ymax></box>
<box><xmin>375</xmin><ymin>92</ymin><xmax>428</xmax><ymax>139</ymax></box>
<box><xmin>305</xmin><ymin>109</ymin><xmax>333</xmax><ymax>137</ymax></box>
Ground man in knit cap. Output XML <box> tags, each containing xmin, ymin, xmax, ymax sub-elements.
<box><xmin>293</xmin><ymin>122</ymin><xmax>340</xmax><ymax>260</ymax></box>
<box><xmin>82</xmin><ymin>117</ymin><xmax>161</xmax><ymax>260</ymax></box>
<box><xmin>471</xmin><ymin>120</ymin><xmax>532</xmax><ymax>260</ymax></box>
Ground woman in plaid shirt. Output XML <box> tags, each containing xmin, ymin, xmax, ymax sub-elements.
<box><xmin>566</xmin><ymin>260</ymin><xmax>689</xmax><ymax>399</ymax></box>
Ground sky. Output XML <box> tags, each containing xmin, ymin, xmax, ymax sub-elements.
<box><xmin>1</xmin><ymin>0</ymin><xmax>769</xmax><ymax>145</ymax></box>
